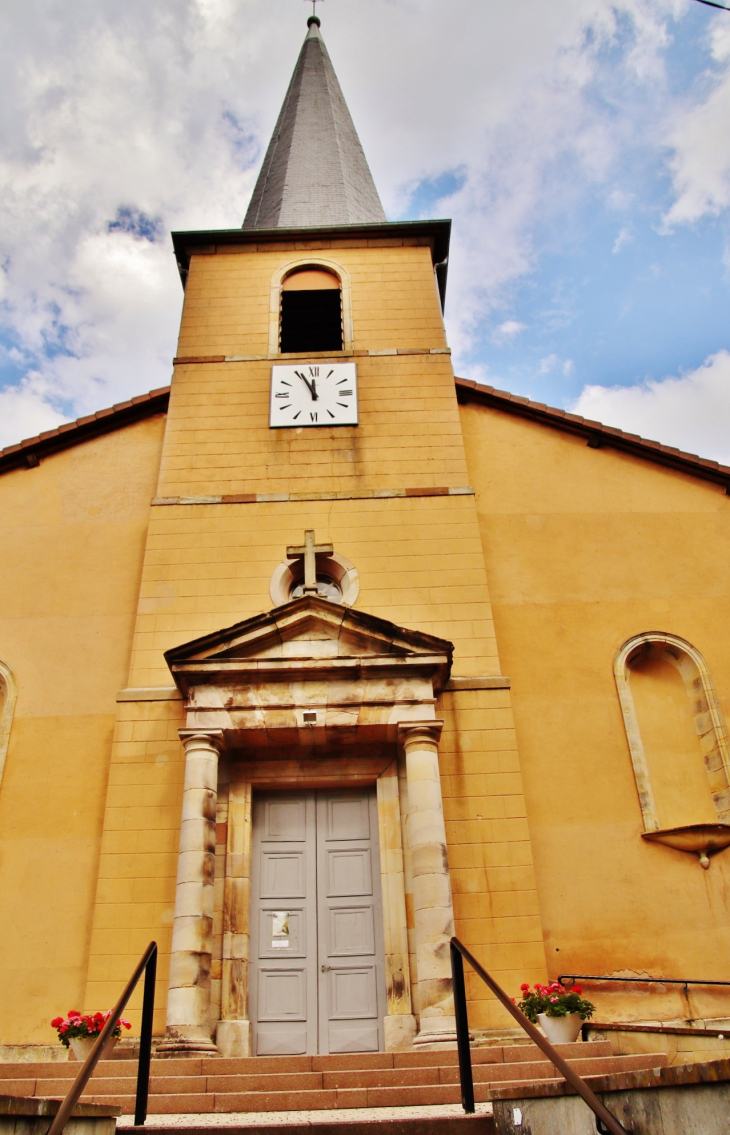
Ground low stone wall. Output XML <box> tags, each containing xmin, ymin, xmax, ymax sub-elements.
<box><xmin>490</xmin><ymin>1057</ymin><xmax>730</xmax><ymax>1134</ymax></box>
<box><xmin>0</xmin><ymin>1050</ymin><xmax>67</xmax><ymax>1065</ymax></box>
<box><xmin>0</xmin><ymin>1096</ymin><xmax>119</xmax><ymax>1135</ymax></box>
<box><xmin>494</xmin><ymin>1083</ymin><xmax>730</xmax><ymax>1134</ymax></box>
<box><xmin>589</xmin><ymin>1026</ymin><xmax>730</xmax><ymax>1066</ymax></box>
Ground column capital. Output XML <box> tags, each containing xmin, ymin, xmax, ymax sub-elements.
<box><xmin>398</xmin><ymin>720</ymin><xmax>444</xmax><ymax>747</ymax></box>
<box><xmin>179</xmin><ymin>728</ymin><xmax>226</xmax><ymax>752</ymax></box>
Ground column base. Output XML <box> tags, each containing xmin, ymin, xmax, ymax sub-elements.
<box><xmin>216</xmin><ymin>1019</ymin><xmax>252</xmax><ymax>1058</ymax></box>
<box><xmin>155</xmin><ymin>1028</ymin><xmax>219</xmax><ymax>1057</ymax></box>
<box><xmin>413</xmin><ymin>1015</ymin><xmax>459</xmax><ymax>1049</ymax></box>
<box><xmin>384</xmin><ymin>1014</ymin><xmax>417</xmax><ymax>1052</ymax></box>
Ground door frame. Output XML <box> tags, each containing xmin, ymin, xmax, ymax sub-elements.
<box><xmin>215</xmin><ymin>756</ymin><xmax>415</xmax><ymax>1057</ymax></box>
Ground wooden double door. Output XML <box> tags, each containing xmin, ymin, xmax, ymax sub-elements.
<box><xmin>250</xmin><ymin>789</ymin><xmax>386</xmax><ymax>1056</ymax></box>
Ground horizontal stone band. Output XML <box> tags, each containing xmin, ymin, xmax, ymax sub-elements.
<box><xmin>172</xmin><ymin>348</ymin><xmax>452</xmax><ymax>365</ymax></box>
<box><xmin>152</xmin><ymin>486</ymin><xmax>475</xmax><ymax>507</ymax></box>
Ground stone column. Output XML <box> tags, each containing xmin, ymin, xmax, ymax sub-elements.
<box><xmin>376</xmin><ymin>762</ymin><xmax>417</xmax><ymax>1051</ymax></box>
<box><xmin>217</xmin><ymin>776</ymin><xmax>253</xmax><ymax>1057</ymax></box>
<box><xmin>158</xmin><ymin>730</ymin><xmax>223</xmax><ymax>1055</ymax></box>
<box><xmin>399</xmin><ymin>721</ymin><xmax>457</xmax><ymax>1046</ymax></box>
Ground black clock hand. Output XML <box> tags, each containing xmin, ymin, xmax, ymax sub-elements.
<box><xmin>295</xmin><ymin>370</ymin><xmax>318</xmax><ymax>400</ymax></box>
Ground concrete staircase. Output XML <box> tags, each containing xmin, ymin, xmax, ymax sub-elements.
<box><xmin>0</xmin><ymin>1041</ymin><xmax>669</xmax><ymax>1122</ymax></box>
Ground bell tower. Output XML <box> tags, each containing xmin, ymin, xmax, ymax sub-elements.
<box><xmin>84</xmin><ymin>16</ymin><xmax>545</xmax><ymax>1058</ymax></box>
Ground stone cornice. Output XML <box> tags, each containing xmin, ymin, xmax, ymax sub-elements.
<box><xmin>172</xmin><ymin>652</ymin><xmax>451</xmax><ymax>694</ymax></box>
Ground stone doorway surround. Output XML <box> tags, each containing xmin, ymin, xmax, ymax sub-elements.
<box><xmin>156</xmin><ymin>596</ymin><xmax>458</xmax><ymax>1056</ymax></box>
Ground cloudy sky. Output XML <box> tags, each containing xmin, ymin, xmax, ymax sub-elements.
<box><xmin>1</xmin><ymin>0</ymin><xmax>729</xmax><ymax>460</ymax></box>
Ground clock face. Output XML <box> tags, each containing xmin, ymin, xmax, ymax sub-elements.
<box><xmin>269</xmin><ymin>362</ymin><xmax>358</xmax><ymax>428</ymax></box>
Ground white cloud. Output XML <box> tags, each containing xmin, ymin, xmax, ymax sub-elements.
<box><xmin>612</xmin><ymin>227</ymin><xmax>633</xmax><ymax>253</ymax></box>
<box><xmin>539</xmin><ymin>354</ymin><xmax>560</xmax><ymax>375</ymax></box>
<box><xmin>663</xmin><ymin>19</ymin><xmax>730</xmax><ymax>226</ymax></box>
<box><xmin>571</xmin><ymin>349</ymin><xmax>730</xmax><ymax>463</ymax></box>
<box><xmin>492</xmin><ymin>320</ymin><xmax>527</xmax><ymax>343</ymax></box>
<box><xmin>0</xmin><ymin>0</ymin><xmax>723</xmax><ymax>446</ymax></box>
<box><xmin>0</xmin><ymin>378</ymin><xmax>66</xmax><ymax>447</ymax></box>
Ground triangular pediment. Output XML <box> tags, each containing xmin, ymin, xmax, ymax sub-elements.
<box><xmin>165</xmin><ymin>596</ymin><xmax>453</xmax><ymax>670</ymax></box>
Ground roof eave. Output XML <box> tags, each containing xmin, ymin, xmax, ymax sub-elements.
<box><xmin>171</xmin><ymin>220</ymin><xmax>452</xmax><ymax>305</ymax></box>
<box><xmin>0</xmin><ymin>387</ymin><xmax>171</xmax><ymax>476</ymax></box>
<box><xmin>455</xmin><ymin>376</ymin><xmax>730</xmax><ymax>494</ymax></box>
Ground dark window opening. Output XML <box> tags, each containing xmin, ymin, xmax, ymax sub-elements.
<box><xmin>280</xmin><ymin>289</ymin><xmax>343</xmax><ymax>353</ymax></box>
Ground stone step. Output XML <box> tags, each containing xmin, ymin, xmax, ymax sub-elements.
<box><xmin>0</xmin><ymin>1047</ymin><xmax>668</xmax><ymax>1114</ymax></box>
<box><xmin>0</xmin><ymin>1043</ymin><xmax>669</xmax><ymax>1117</ymax></box>
<box><xmin>61</xmin><ymin>1055</ymin><xmax>668</xmax><ymax>1114</ymax></box>
<box><xmin>88</xmin><ymin>1087</ymin><xmax>471</xmax><ymax>1113</ymax></box>
<box><xmin>0</xmin><ymin>1040</ymin><xmax>614</xmax><ymax>1080</ymax></box>
<box><xmin>120</xmin><ymin>1116</ymin><xmax>495</xmax><ymax>1135</ymax></box>
<box><xmin>22</xmin><ymin>1051</ymin><xmax>666</xmax><ymax>1101</ymax></box>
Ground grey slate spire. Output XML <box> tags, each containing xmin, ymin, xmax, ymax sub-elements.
<box><xmin>243</xmin><ymin>17</ymin><xmax>386</xmax><ymax>230</ymax></box>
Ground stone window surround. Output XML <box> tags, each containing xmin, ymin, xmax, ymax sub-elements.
<box><xmin>0</xmin><ymin>659</ymin><xmax>17</xmax><ymax>794</ymax></box>
<box><xmin>269</xmin><ymin>550</ymin><xmax>360</xmax><ymax>608</ymax></box>
<box><xmin>268</xmin><ymin>257</ymin><xmax>353</xmax><ymax>357</ymax></box>
<box><xmin>614</xmin><ymin>631</ymin><xmax>730</xmax><ymax>831</ymax></box>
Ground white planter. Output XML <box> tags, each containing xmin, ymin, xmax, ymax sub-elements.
<box><xmin>69</xmin><ymin>1036</ymin><xmax>117</xmax><ymax>1061</ymax></box>
<box><xmin>537</xmin><ymin>1012</ymin><xmax>583</xmax><ymax>1045</ymax></box>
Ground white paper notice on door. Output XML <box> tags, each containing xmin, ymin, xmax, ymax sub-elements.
<box><xmin>271</xmin><ymin>911</ymin><xmax>290</xmax><ymax>948</ymax></box>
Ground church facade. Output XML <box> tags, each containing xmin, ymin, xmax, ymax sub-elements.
<box><xmin>1</xmin><ymin>17</ymin><xmax>730</xmax><ymax>1057</ymax></box>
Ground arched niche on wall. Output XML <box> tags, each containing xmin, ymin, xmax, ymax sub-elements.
<box><xmin>615</xmin><ymin>633</ymin><xmax>730</xmax><ymax>867</ymax></box>
<box><xmin>0</xmin><ymin>660</ymin><xmax>17</xmax><ymax>792</ymax></box>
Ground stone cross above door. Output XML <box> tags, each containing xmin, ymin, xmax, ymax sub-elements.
<box><xmin>286</xmin><ymin>530</ymin><xmax>334</xmax><ymax>594</ymax></box>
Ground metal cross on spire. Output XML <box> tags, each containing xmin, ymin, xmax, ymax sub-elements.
<box><xmin>304</xmin><ymin>0</ymin><xmax>324</xmax><ymax>17</ymax></box>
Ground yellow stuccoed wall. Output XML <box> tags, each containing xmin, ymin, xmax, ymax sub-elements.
<box><xmin>84</xmin><ymin>237</ymin><xmax>548</xmax><ymax>1034</ymax></box>
<box><xmin>439</xmin><ymin>686</ymin><xmax>547</xmax><ymax>1028</ymax></box>
<box><xmin>7</xmin><ymin>232</ymin><xmax>729</xmax><ymax>1043</ymax></box>
<box><xmin>0</xmin><ymin>416</ymin><xmax>167</xmax><ymax>1044</ymax></box>
<box><xmin>460</xmin><ymin>401</ymin><xmax>730</xmax><ymax>1023</ymax></box>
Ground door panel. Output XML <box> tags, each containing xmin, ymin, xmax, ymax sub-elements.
<box><xmin>326</xmin><ymin>848</ymin><xmax>373</xmax><ymax>896</ymax></box>
<box><xmin>257</xmin><ymin>966</ymin><xmax>308</xmax><ymax>1019</ymax></box>
<box><xmin>325</xmin><ymin>795</ymin><xmax>371</xmax><ymax>840</ymax></box>
<box><xmin>325</xmin><ymin>1023</ymin><xmax>380</xmax><ymax>1053</ymax></box>
<box><xmin>317</xmin><ymin>790</ymin><xmax>385</xmax><ymax>1054</ymax></box>
<box><xmin>251</xmin><ymin>788</ymin><xmax>385</xmax><ymax>1055</ymax></box>
<box><xmin>265</xmin><ymin>796</ymin><xmax>308</xmax><ymax>840</ymax></box>
<box><xmin>328</xmin><ymin>965</ymin><xmax>378</xmax><ymax>1017</ymax></box>
<box><xmin>328</xmin><ymin>906</ymin><xmax>375</xmax><ymax>955</ymax></box>
<box><xmin>259</xmin><ymin>851</ymin><xmax>306</xmax><ymax>898</ymax></box>
<box><xmin>250</xmin><ymin>793</ymin><xmax>317</xmax><ymax>1055</ymax></box>
<box><xmin>258</xmin><ymin>908</ymin><xmax>307</xmax><ymax>957</ymax></box>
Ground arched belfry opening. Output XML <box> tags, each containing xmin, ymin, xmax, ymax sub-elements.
<box><xmin>280</xmin><ymin>267</ymin><xmax>343</xmax><ymax>354</ymax></box>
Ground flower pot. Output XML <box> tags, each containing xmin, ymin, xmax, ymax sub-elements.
<box><xmin>537</xmin><ymin>1012</ymin><xmax>583</xmax><ymax>1045</ymax></box>
<box><xmin>69</xmin><ymin>1036</ymin><xmax>117</xmax><ymax>1061</ymax></box>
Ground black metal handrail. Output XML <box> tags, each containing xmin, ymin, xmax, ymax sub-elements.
<box><xmin>47</xmin><ymin>941</ymin><xmax>157</xmax><ymax>1135</ymax></box>
<box><xmin>560</xmin><ymin>973</ymin><xmax>730</xmax><ymax>989</ymax></box>
<box><xmin>450</xmin><ymin>937</ymin><xmax>629</xmax><ymax>1135</ymax></box>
